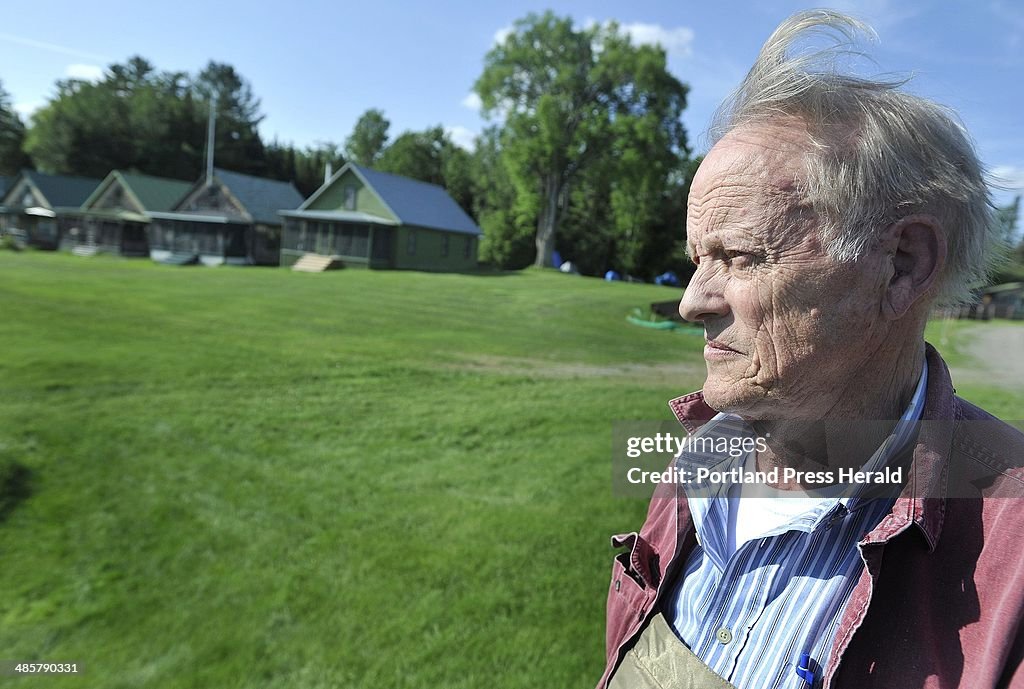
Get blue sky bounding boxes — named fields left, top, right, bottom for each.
left=2, top=0, right=1022, bottom=215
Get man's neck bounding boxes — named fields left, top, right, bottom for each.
left=750, top=338, right=926, bottom=489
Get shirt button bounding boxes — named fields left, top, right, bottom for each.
left=716, top=627, right=733, bottom=644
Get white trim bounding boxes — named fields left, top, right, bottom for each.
left=147, top=211, right=236, bottom=224
left=298, top=162, right=402, bottom=224
left=278, top=209, right=398, bottom=225
left=345, top=164, right=403, bottom=224
left=80, top=171, right=116, bottom=209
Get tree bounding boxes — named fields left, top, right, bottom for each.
left=377, top=127, right=446, bottom=184
left=344, top=109, right=390, bottom=166
left=0, top=80, right=31, bottom=175
left=24, top=56, right=266, bottom=180
left=265, top=139, right=345, bottom=197
left=474, top=12, right=690, bottom=268
left=471, top=127, right=533, bottom=268
left=26, top=75, right=134, bottom=177
left=995, top=195, right=1020, bottom=247
left=375, top=125, right=474, bottom=213
left=192, top=61, right=266, bottom=176
left=993, top=195, right=1024, bottom=284
left=442, top=143, right=474, bottom=216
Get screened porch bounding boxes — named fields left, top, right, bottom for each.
left=280, top=214, right=395, bottom=269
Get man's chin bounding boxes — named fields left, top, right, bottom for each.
left=700, top=379, right=763, bottom=416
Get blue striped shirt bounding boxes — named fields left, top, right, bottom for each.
left=665, top=362, right=928, bottom=688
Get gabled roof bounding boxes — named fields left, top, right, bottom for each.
left=301, top=163, right=481, bottom=236
left=0, top=176, right=8, bottom=199
left=213, top=168, right=303, bottom=225
left=84, top=170, right=193, bottom=213
left=14, top=169, right=101, bottom=209
left=120, top=172, right=193, bottom=211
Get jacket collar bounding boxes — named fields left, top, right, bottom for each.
left=666, top=342, right=956, bottom=552
left=901, top=343, right=957, bottom=551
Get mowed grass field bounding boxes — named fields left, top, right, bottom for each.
left=0, top=252, right=1020, bottom=689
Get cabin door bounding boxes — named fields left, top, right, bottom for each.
left=315, top=223, right=334, bottom=256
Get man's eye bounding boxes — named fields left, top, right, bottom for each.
left=723, top=250, right=755, bottom=267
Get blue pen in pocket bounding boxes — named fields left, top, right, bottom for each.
left=795, top=652, right=816, bottom=687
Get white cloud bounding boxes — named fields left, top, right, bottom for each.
left=492, top=18, right=694, bottom=56
left=66, top=63, right=104, bottom=81
left=619, top=22, right=695, bottom=56
left=991, top=165, right=1024, bottom=190
left=445, top=125, right=477, bottom=151
left=14, top=101, right=42, bottom=118
left=461, top=92, right=482, bottom=111
left=493, top=26, right=513, bottom=45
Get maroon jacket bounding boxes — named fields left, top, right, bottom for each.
left=598, top=345, right=1024, bottom=689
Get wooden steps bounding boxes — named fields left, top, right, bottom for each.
left=72, top=243, right=99, bottom=257
left=291, top=253, right=343, bottom=272
left=150, top=250, right=199, bottom=265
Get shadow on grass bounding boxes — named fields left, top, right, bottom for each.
left=0, top=459, right=33, bottom=523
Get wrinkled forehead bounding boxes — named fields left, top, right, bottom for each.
left=687, top=125, right=815, bottom=255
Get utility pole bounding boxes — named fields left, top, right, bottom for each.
left=205, top=92, right=218, bottom=187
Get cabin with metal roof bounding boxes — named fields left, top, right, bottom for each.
left=279, top=163, right=481, bottom=271
left=0, top=170, right=101, bottom=249
left=146, top=167, right=303, bottom=266
left=70, top=170, right=193, bottom=256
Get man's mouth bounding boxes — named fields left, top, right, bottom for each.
left=705, top=339, right=739, bottom=353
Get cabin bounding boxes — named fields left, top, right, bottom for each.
left=70, top=171, right=193, bottom=256
left=0, top=170, right=101, bottom=249
left=279, top=163, right=481, bottom=271
left=972, top=283, right=1024, bottom=320
left=146, top=168, right=303, bottom=266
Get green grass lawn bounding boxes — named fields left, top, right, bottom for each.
left=0, top=252, right=1019, bottom=688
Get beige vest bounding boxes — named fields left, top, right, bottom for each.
left=608, top=612, right=738, bottom=689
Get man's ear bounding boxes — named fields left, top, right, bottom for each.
left=881, top=214, right=946, bottom=320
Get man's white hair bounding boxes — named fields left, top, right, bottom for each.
left=710, top=9, right=1000, bottom=306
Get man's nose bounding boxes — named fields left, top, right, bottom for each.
left=678, top=267, right=729, bottom=323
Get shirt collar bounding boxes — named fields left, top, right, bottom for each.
left=674, top=359, right=929, bottom=560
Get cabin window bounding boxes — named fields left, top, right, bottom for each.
left=350, top=226, right=369, bottom=257
left=344, top=186, right=357, bottom=211
left=407, top=230, right=416, bottom=256
left=339, top=225, right=352, bottom=255
left=441, top=235, right=450, bottom=257
left=464, top=236, right=472, bottom=259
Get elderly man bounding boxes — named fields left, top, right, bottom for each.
left=598, top=10, right=1024, bottom=689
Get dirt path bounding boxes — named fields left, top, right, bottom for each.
left=451, top=325, right=1024, bottom=391
left=452, top=354, right=705, bottom=383
left=943, top=322, right=1024, bottom=390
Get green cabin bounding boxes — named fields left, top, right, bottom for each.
left=279, top=163, right=481, bottom=271
left=0, top=170, right=100, bottom=249
left=71, top=170, right=193, bottom=256
left=147, top=168, right=303, bottom=266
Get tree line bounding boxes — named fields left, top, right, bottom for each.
left=0, top=11, right=1017, bottom=280
left=0, top=12, right=702, bottom=278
